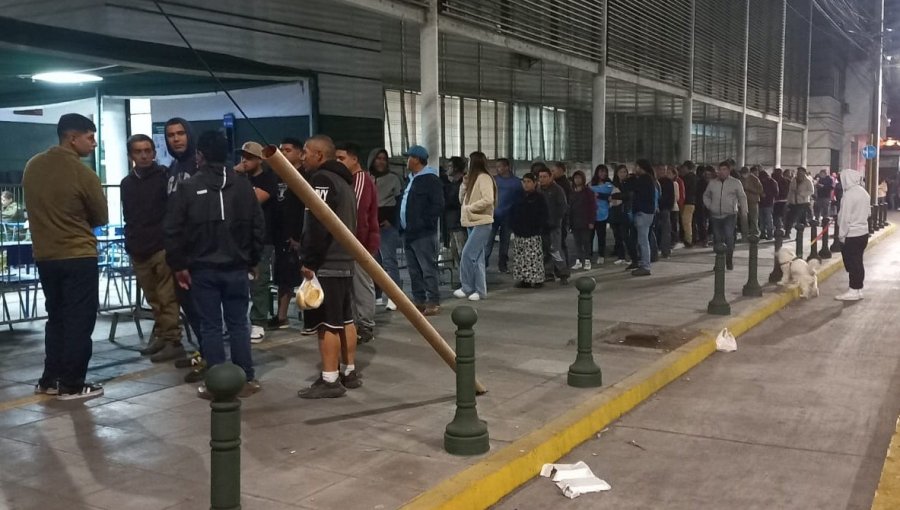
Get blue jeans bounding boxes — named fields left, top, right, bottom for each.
left=379, top=224, right=402, bottom=288
left=191, top=268, right=255, bottom=381
left=404, top=234, right=440, bottom=306
left=460, top=224, right=492, bottom=297
left=710, top=215, right=737, bottom=261
left=484, top=216, right=511, bottom=270
left=634, top=212, right=654, bottom=270
left=760, top=206, right=774, bottom=238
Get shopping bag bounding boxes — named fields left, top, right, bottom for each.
left=296, top=274, right=324, bottom=310
left=715, top=328, right=737, bottom=352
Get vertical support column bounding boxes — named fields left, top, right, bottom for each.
left=737, top=0, right=750, bottom=167
left=592, top=73, right=606, bottom=170
left=774, top=0, right=787, bottom=169
left=801, top=127, right=809, bottom=167
left=681, top=0, right=696, bottom=163
left=868, top=0, right=886, bottom=205
left=420, top=0, right=441, bottom=162
left=801, top=0, right=814, bottom=168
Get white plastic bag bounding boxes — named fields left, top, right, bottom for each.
left=715, top=328, right=737, bottom=352
left=296, top=274, right=324, bottom=310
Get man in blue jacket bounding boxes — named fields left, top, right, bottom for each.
left=400, top=145, right=445, bottom=316
left=485, top=158, right=521, bottom=273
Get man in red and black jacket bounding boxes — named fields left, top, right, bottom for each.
left=336, top=142, right=380, bottom=344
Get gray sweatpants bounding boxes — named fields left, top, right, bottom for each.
left=352, top=261, right=376, bottom=333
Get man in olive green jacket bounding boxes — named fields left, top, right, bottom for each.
left=23, top=113, right=108, bottom=401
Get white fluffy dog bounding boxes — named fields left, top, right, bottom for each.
left=776, top=248, right=820, bottom=298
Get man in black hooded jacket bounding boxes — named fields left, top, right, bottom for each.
left=165, top=130, right=265, bottom=400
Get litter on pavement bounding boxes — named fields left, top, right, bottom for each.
left=540, top=461, right=611, bottom=499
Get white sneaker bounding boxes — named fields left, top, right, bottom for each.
left=386, top=299, right=398, bottom=311
left=468, top=293, right=481, bottom=301
left=595, top=257, right=605, bottom=266
left=614, top=259, right=627, bottom=265
left=584, top=261, right=592, bottom=270
left=453, top=289, right=467, bottom=299
left=673, top=243, right=685, bottom=250
left=250, top=325, right=265, bottom=343
left=375, top=297, right=385, bottom=306
left=834, top=289, right=863, bottom=301
left=570, top=261, right=583, bottom=270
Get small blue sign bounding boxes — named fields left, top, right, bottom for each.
left=223, top=113, right=235, bottom=129
left=862, top=145, right=877, bottom=160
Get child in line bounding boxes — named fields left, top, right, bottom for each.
left=568, top=171, right=597, bottom=271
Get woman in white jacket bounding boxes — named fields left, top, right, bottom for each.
left=835, top=169, right=871, bottom=301
left=454, top=152, right=497, bottom=301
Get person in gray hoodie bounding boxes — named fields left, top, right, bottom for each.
left=703, top=161, right=749, bottom=270
left=835, top=169, right=871, bottom=301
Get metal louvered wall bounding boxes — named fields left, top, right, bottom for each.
left=692, top=0, right=746, bottom=105
left=606, top=0, right=693, bottom=88
left=438, top=0, right=604, bottom=62
left=783, top=0, right=811, bottom=123
left=746, top=0, right=785, bottom=115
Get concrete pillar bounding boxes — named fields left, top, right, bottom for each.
left=801, top=127, right=809, bottom=167
left=420, top=0, right=440, bottom=162
left=681, top=97, right=693, bottom=163
left=775, top=121, right=783, bottom=169
left=591, top=73, right=606, bottom=170
left=738, top=0, right=750, bottom=168
left=737, top=114, right=747, bottom=167
left=774, top=0, right=787, bottom=169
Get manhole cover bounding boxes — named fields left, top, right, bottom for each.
left=603, top=324, right=697, bottom=351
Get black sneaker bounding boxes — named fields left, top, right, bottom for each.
left=340, top=371, right=363, bottom=389
left=238, top=379, right=262, bottom=398
left=34, top=381, right=58, bottom=395
left=532, top=282, right=544, bottom=289
left=631, top=268, right=652, bottom=277
left=559, top=276, right=569, bottom=286
left=298, top=377, right=346, bottom=399
left=357, top=328, right=375, bottom=344
left=626, top=262, right=640, bottom=270
left=267, top=317, right=289, bottom=330
left=514, top=281, right=532, bottom=289
left=57, top=383, right=104, bottom=401
left=184, top=366, right=207, bottom=383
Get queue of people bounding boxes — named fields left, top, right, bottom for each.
left=19, top=112, right=880, bottom=402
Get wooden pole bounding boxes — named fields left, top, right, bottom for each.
left=262, top=146, right=486, bottom=394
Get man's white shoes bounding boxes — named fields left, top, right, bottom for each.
left=834, top=289, right=863, bottom=301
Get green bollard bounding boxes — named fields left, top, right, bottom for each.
left=567, top=277, right=603, bottom=388
left=818, top=217, right=832, bottom=259
left=708, top=243, right=731, bottom=315
left=830, top=215, right=843, bottom=253
left=768, top=227, right=785, bottom=284
left=444, top=306, right=489, bottom=456
left=742, top=235, right=762, bottom=297
left=794, top=223, right=804, bottom=259
left=207, top=363, right=246, bottom=510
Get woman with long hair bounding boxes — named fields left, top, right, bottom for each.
left=590, top=164, right=613, bottom=265
left=569, top=170, right=596, bottom=270
left=453, top=151, right=497, bottom=301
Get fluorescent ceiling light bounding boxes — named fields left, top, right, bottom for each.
left=32, top=72, right=103, bottom=84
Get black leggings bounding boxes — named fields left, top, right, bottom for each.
left=842, top=235, right=868, bottom=290
left=592, top=221, right=608, bottom=258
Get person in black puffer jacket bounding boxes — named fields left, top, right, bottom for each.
left=511, top=173, right=548, bottom=288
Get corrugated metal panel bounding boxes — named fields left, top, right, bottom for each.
left=692, top=0, right=746, bottom=105
left=606, top=0, right=692, bottom=88
left=439, top=0, right=604, bottom=62
left=746, top=0, right=784, bottom=115
left=783, top=0, right=810, bottom=122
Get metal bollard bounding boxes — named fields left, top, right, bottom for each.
left=444, top=306, right=489, bottom=456
left=768, top=228, right=785, bottom=284
left=830, top=214, right=843, bottom=253
left=742, top=235, right=762, bottom=297
left=207, top=363, right=246, bottom=510
left=818, top=217, right=833, bottom=259
left=567, top=277, right=603, bottom=388
left=708, top=243, right=731, bottom=316
left=807, top=220, right=820, bottom=262
left=869, top=207, right=876, bottom=234
left=795, top=222, right=805, bottom=259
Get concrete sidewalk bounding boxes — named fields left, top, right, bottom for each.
left=0, top=224, right=885, bottom=509
left=495, top=223, right=900, bottom=510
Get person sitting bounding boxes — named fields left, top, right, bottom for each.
left=0, top=191, right=21, bottom=222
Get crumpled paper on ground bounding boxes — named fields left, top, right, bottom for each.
left=540, top=461, right=611, bottom=499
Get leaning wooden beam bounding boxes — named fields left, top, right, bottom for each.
left=262, top=146, right=486, bottom=394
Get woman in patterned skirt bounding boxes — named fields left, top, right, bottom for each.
left=511, top=173, right=549, bottom=288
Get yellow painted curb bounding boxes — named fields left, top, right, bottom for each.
left=402, top=224, right=896, bottom=510
left=873, top=416, right=900, bottom=510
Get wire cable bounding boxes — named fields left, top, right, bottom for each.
left=152, top=0, right=268, bottom=144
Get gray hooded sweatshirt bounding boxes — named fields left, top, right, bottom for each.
left=837, top=169, right=871, bottom=241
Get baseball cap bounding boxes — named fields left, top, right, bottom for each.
left=403, top=145, right=429, bottom=161
left=241, top=141, right=264, bottom=158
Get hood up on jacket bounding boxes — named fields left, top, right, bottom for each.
left=841, top=168, right=864, bottom=191
left=367, top=148, right=389, bottom=176
left=164, top=117, right=196, bottom=162
left=318, top=159, right=354, bottom=185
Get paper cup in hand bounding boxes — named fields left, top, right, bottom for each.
left=296, top=274, right=325, bottom=310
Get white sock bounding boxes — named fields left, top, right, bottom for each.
left=343, top=364, right=355, bottom=376
left=322, top=371, right=339, bottom=383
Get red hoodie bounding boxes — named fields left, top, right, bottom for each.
left=353, top=171, right=380, bottom=254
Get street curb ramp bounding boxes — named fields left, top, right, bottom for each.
left=401, top=224, right=897, bottom=510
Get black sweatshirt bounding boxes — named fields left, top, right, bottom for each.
left=121, top=163, right=169, bottom=260
left=511, top=191, right=549, bottom=238
left=164, top=163, right=265, bottom=272
left=300, top=161, right=357, bottom=276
